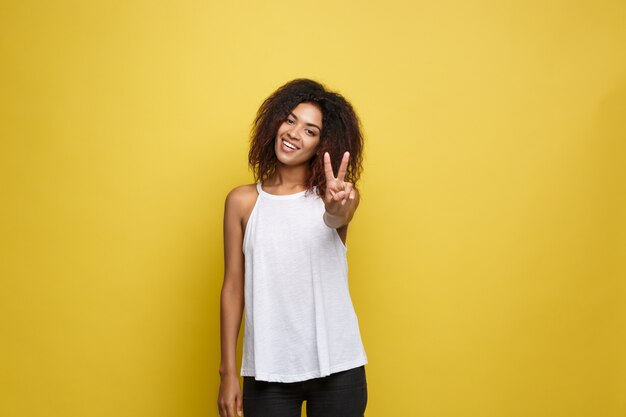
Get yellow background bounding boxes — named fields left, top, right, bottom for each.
left=1, top=1, right=625, bottom=416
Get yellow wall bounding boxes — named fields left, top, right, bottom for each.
left=1, top=1, right=624, bottom=416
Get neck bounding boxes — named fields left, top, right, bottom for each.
left=266, top=163, right=309, bottom=188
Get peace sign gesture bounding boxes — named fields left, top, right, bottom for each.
left=323, top=151, right=356, bottom=217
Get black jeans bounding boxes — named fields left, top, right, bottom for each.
left=243, top=365, right=368, bottom=417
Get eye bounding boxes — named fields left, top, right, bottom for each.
left=305, top=129, right=316, bottom=136
left=286, top=118, right=295, bottom=125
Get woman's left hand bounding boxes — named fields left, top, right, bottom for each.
left=323, top=151, right=356, bottom=218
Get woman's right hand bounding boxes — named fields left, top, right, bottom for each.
left=218, top=373, right=243, bottom=417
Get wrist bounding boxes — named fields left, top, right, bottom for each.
left=219, top=369, right=238, bottom=378
left=323, top=210, right=347, bottom=229
left=219, top=364, right=238, bottom=377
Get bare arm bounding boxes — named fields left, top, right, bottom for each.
left=219, top=188, right=246, bottom=377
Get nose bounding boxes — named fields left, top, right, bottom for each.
left=287, top=126, right=302, bottom=142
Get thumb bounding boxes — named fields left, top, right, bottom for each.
left=236, top=395, right=243, bottom=416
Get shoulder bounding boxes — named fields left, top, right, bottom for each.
left=225, top=183, right=258, bottom=215
left=225, top=183, right=257, bottom=205
left=226, top=183, right=257, bottom=200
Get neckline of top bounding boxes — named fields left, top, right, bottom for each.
left=257, top=182, right=315, bottom=200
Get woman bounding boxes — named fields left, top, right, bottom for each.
left=218, top=79, right=368, bottom=417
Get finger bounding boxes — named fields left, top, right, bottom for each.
left=341, top=183, right=353, bottom=205
left=324, top=152, right=336, bottom=181
left=344, top=182, right=354, bottom=202
left=334, top=190, right=346, bottom=201
left=335, top=151, right=349, bottom=182
left=349, top=189, right=356, bottom=200
left=236, top=394, right=243, bottom=417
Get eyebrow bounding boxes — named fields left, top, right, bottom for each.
left=289, top=112, right=322, bottom=131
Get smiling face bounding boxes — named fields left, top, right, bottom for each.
left=274, top=102, right=323, bottom=166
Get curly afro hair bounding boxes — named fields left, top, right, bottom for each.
left=248, top=78, right=364, bottom=199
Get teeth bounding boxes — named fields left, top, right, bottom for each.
left=282, top=140, right=297, bottom=150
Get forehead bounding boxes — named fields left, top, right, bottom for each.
left=291, top=102, right=323, bottom=126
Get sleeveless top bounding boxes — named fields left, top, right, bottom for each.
left=240, top=182, right=368, bottom=382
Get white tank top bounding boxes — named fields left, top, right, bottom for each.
left=240, top=182, right=368, bottom=382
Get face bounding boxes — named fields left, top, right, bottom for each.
left=274, top=102, right=322, bottom=166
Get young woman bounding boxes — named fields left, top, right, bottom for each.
left=218, top=79, right=368, bottom=417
